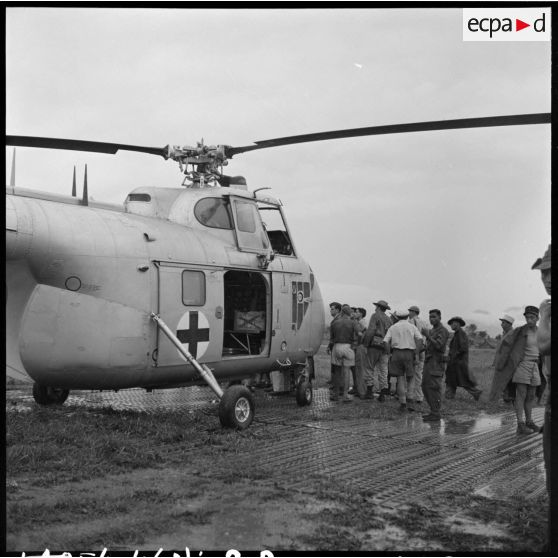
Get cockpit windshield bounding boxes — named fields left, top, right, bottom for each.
left=258, top=204, right=295, bottom=257
left=194, top=198, right=233, bottom=229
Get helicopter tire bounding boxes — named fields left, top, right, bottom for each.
left=32, top=383, right=70, bottom=405
left=296, top=379, right=313, bottom=406
left=218, top=385, right=255, bottom=429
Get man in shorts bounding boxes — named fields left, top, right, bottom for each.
left=511, top=306, right=542, bottom=435
left=329, top=305, right=359, bottom=402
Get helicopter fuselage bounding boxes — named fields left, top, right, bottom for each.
left=6, top=184, right=325, bottom=391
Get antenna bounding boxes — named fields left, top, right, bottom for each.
left=9, top=149, right=16, bottom=187
left=82, top=164, right=88, bottom=206
left=72, top=166, right=76, bottom=197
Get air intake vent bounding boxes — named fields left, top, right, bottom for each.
left=127, top=193, right=151, bottom=202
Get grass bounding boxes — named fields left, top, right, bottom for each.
left=6, top=347, right=548, bottom=552
left=6, top=405, right=266, bottom=485
left=298, top=485, right=548, bottom=552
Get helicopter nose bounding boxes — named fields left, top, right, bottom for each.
left=6, top=196, right=33, bottom=260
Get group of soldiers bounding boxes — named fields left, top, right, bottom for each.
left=327, top=301, right=478, bottom=421
left=327, top=243, right=551, bottom=429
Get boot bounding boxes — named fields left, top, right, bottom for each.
left=516, top=421, right=533, bottom=435
left=525, top=420, right=542, bottom=433
left=378, top=388, right=388, bottom=402
left=365, top=385, right=374, bottom=399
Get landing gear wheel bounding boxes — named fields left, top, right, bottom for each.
left=32, top=383, right=70, bottom=405
left=296, top=379, right=313, bottom=406
left=218, top=385, right=255, bottom=429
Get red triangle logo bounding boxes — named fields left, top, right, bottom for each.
left=516, top=19, right=530, bottom=31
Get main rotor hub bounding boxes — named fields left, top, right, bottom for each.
left=165, top=141, right=231, bottom=187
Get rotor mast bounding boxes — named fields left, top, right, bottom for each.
left=165, top=140, right=232, bottom=188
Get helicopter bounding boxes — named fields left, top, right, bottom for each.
left=5, top=112, right=550, bottom=429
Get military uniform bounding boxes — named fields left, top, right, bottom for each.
left=445, top=328, right=482, bottom=400
left=362, top=307, right=392, bottom=399
left=421, top=322, right=449, bottom=419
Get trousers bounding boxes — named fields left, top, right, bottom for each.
left=353, top=345, right=367, bottom=395
left=364, top=347, right=389, bottom=391
left=422, top=368, right=443, bottom=417
left=410, top=351, right=425, bottom=401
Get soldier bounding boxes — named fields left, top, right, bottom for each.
left=531, top=244, right=551, bottom=550
left=488, top=314, right=517, bottom=402
left=362, top=300, right=392, bottom=401
left=327, top=302, right=342, bottom=394
left=349, top=307, right=368, bottom=398
left=421, top=309, right=450, bottom=422
left=445, top=317, right=482, bottom=401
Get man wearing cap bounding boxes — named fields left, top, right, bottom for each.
left=509, top=306, right=543, bottom=435
left=532, top=244, right=551, bottom=548
left=407, top=305, right=430, bottom=410
left=421, top=309, right=450, bottom=421
left=445, top=317, right=482, bottom=401
left=383, top=310, right=423, bottom=411
left=362, top=300, right=392, bottom=401
left=488, top=314, right=517, bottom=402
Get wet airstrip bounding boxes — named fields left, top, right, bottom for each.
left=7, top=385, right=546, bottom=506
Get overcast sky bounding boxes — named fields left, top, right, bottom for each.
left=6, top=8, right=551, bottom=335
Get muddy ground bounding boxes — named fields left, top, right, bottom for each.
left=5, top=348, right=549, bottom=554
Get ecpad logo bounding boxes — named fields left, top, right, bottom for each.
left=463, top=8, right=550, bottom=41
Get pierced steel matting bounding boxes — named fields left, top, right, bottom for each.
left=6, top=385, right=546, bottom=504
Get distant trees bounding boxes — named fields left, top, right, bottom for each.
left=465, top=323, right=495, bottom=348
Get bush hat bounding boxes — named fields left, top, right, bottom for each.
left=523, top=305, right=539, bottom=317
left=408, top=305, right=420, bottom=314
left=373, top=300, right=391, bottom=310
left=500, top=314, right=515, bottom=325
left=531, top=244, right=551, bottom=271
left=448, top=316, right=466, bottom=327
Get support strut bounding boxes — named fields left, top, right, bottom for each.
left=150, top=312, right=224, bottom=399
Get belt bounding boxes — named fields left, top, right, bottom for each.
left=392, top=348, right=415, bottom=351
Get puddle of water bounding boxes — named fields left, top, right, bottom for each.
left=448, top=514, right=508, bottom=540
left=441, top=412, right=502, bottom=435
left=473, top=485, right=497, bottom=499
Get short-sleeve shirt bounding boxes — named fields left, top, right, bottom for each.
left=384, top=321, right=423, bottom=350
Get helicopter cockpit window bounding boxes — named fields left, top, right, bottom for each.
left=182, top=270, right=206, bottom=306
left=231, top=199, right=269, bottom=252
left=258, top=205, right=295, bottom=256
left=194, top=198, right=233, bottom=230
left=234, top=201, right=257, bottom=233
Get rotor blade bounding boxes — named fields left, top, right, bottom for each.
left=227, top=113, right=551, bottom=156
left=5, top=135, right=169, bottom=158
